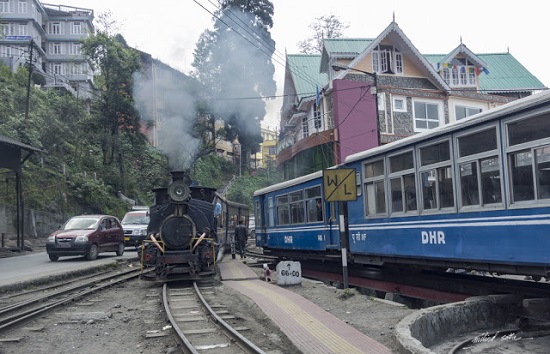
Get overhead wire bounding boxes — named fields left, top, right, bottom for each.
left=194, top=0, right=323, bottom=92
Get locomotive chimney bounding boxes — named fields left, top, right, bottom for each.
left=170, top=170, right=191, bottom=185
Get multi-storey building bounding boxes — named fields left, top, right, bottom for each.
left=278, top=19, right=547, bottom=180
left=0, top=1, right=94, bottom=98
left=250, top=127, right=277, bottom=169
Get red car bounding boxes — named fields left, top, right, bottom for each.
left=46, top=215, right=125, bottom=261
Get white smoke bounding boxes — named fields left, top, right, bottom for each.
left=133, top=60, right=201, bottom=171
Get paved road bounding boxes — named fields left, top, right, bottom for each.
left=0, top=250, right=137, bottom=290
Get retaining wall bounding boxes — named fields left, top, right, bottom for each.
left=395, top=295, right=519, bottom=353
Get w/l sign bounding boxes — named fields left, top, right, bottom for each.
left=323, top=168, right=357, bottom=202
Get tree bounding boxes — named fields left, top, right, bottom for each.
left=191, top=0, right=276, bottom=157
left=81, top=31, right=143, bottom=191
left=297, top=14, right=350, bottom=54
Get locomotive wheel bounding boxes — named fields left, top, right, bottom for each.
left=86, top=244, right=98, bottom=261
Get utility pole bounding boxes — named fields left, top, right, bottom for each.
left=24, top=40, right=34, bottom=121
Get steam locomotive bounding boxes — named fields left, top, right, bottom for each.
left=139, top=171, right=219, bottom=282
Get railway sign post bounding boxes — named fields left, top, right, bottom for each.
left=323, top=169, right=357, bottom=289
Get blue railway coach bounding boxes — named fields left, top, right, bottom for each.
left=255, top=90, right=550, bottom=279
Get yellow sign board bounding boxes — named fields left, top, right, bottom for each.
left=323, top=168, right=357, bottom=202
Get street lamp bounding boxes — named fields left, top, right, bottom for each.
left=331, top=65, right=380, bottom=146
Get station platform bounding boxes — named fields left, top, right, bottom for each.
left=217, top=257, right=392, bottom=354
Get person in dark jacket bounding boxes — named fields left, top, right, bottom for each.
left=234, top=219, right=248, bottom=259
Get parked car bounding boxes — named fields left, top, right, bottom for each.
left=46, top=215, right=125, bottom=261
left=121, top=208, right=150, bottom=248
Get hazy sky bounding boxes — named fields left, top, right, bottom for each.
left=67, top=0, right=550, bottom=128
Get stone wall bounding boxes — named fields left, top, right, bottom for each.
left=0, top=204, right=65, bottom=242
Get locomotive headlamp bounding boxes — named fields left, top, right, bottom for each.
left=168, top=180, right=190, bottom=202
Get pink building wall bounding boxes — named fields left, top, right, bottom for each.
left=332, top=79, right=379, bottom=163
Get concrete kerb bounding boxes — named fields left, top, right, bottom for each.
left=0, top=258, right=133, bottom=295
left=395, top=295, right=520, bottom=354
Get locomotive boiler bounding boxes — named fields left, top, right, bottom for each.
left=140, top=170, right=218, bottom=281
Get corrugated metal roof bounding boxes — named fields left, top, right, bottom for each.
left=289, top=39, right=546, bottom=103
left=0, top=135, right=42, bottom=152
left=424, top=52, right=545, bottom=92
left=286, top=54, right=328, bottom=102
left=476, top=53, right=545, bottom=92
left=323, top=38, right=374, bottom=55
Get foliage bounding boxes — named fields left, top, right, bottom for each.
left=81, top=30, right=142, bottom=190
left=297, top=14, right=350, bottom=54
left=191, top=0, right=276, bottom=155
left=226, top=169, right=279, bottom=208
left=191, top=155, right=236, bottom=189
left=0, top=34, right=169, bottom=220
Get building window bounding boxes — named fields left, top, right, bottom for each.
left=18, top=0, right=26, bottom=13
left=49, top=22, right=61, bottom=35
left=69, top=63, right=83, bottom=75
left=413, top=99, right=441, bottom=132
left=455, top=105, right=482, bottom=120
left=301, top=116, right=308, bottom=138
left=18, top=23, right=28, bottom=36
left=313, top=108, right=322, bottom=129
left=372, top=45, right=403, bottom=74
left=0, top=22, right=14, bottom=36
left=393, top=96, right=407, bottom=112
left=394, top=52, right=403, bottom=74
left=50, top=42, right=62, bottom=55
left=268, top=146, right=276, bottom=155
left=442, top=65, right=477, bottom=87
left=0, top=0, right=13, bottom=13
left=69, top=42, right=81, bottom=55
left=378, top=93, right=385, bottom=111
left=52, top=62, right=62, bottom=75
left=71, top=22, right=82, bottom=35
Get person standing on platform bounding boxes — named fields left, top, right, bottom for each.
left=214, top=200, right=222, bottom=229
left=234, top=218, right=247, bottom=259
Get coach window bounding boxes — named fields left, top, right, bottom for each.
left=289, top=190, right=305, bottom=224
left=419, top=140, right=454, bottom=211
left=267, top=197, right=274, bottom=227
left=305, top=186, right=323, bottom=222
left=388, top=150, right=417, bottom=214
left=507, top=112, right=550, bottom=203
left=276, top=195, right=290, bottom=225
left=457, top=127, right=502, bottom=208
left=364, top=159, right=386, bottom=216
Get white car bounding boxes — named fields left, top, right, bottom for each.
left=121, top=208, right=150, bottom=248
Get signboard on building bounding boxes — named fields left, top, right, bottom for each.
left=5, top=36, right=31, bottom=41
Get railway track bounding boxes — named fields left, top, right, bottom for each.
left=163, top=281, right=266, bottom=354
left=0, top=267, right=140, bottom=331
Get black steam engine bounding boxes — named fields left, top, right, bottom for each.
left=140, top=171, right=218, bottom=282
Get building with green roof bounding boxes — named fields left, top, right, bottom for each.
left=277, top=19, right=547, bottom=180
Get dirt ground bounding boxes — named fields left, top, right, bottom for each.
left=0, top=241, right=415, bottom=354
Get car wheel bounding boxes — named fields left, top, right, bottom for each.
left=49, top=254, right=59, bottom=261
left=86, top=244, right=98, bottom=260
left=116, top=243, right=125, bottom=256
